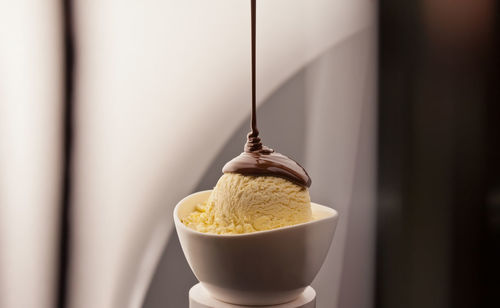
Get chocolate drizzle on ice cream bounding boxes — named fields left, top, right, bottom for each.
left=222, top=150, right=312, bottom=188
left=222, top=0, right=311, bottom=188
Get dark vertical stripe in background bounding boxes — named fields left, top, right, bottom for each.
left=377, top=1, right=500, bottom=308
left=59, top=0, right=74, bottom=307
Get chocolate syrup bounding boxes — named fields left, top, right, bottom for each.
left=222, top=0, right=311, bottom=188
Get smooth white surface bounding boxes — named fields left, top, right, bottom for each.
left=70, top=1, right=376, bottom=307
left=189, top=283, right=316, bottom=308
left=0, top=1, right=63, bottom=307
left=174, top=190, right=337, bottom=306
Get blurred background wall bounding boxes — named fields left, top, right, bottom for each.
left=0, top=1, right=63, bottom=307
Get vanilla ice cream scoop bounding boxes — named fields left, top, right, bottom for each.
left=183, top=116, right=312, bottom=234
left=182, top=173, right=312, bottom=234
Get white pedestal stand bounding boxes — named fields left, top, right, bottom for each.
left=189, top=283, right=316, bottom=308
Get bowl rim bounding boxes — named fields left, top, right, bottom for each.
left=173, top=190, right=339, bottom=238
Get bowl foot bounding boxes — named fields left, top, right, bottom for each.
left=189, top=283, right=316, bottom=308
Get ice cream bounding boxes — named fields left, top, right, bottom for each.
left=182, top=129, right=313, bottom=234
left=182, top=173, right=312, bottom=234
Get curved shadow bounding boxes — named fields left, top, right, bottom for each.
left=143, top=27, right=375, bottom=308
left=143, top=52, right=308, bottom=308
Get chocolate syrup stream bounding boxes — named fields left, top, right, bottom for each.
left=250, top=0, right=257, bottom=138
left=246, top=0, right=266, bottom=153
left=222, top=0, right=311, bottom=188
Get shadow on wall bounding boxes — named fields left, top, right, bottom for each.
left=142, top=52, right=308, bottom=308
left=143, top=28, right=376, bottom=308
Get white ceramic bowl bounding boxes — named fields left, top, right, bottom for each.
left=174, top=190, right=338, bottom=306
